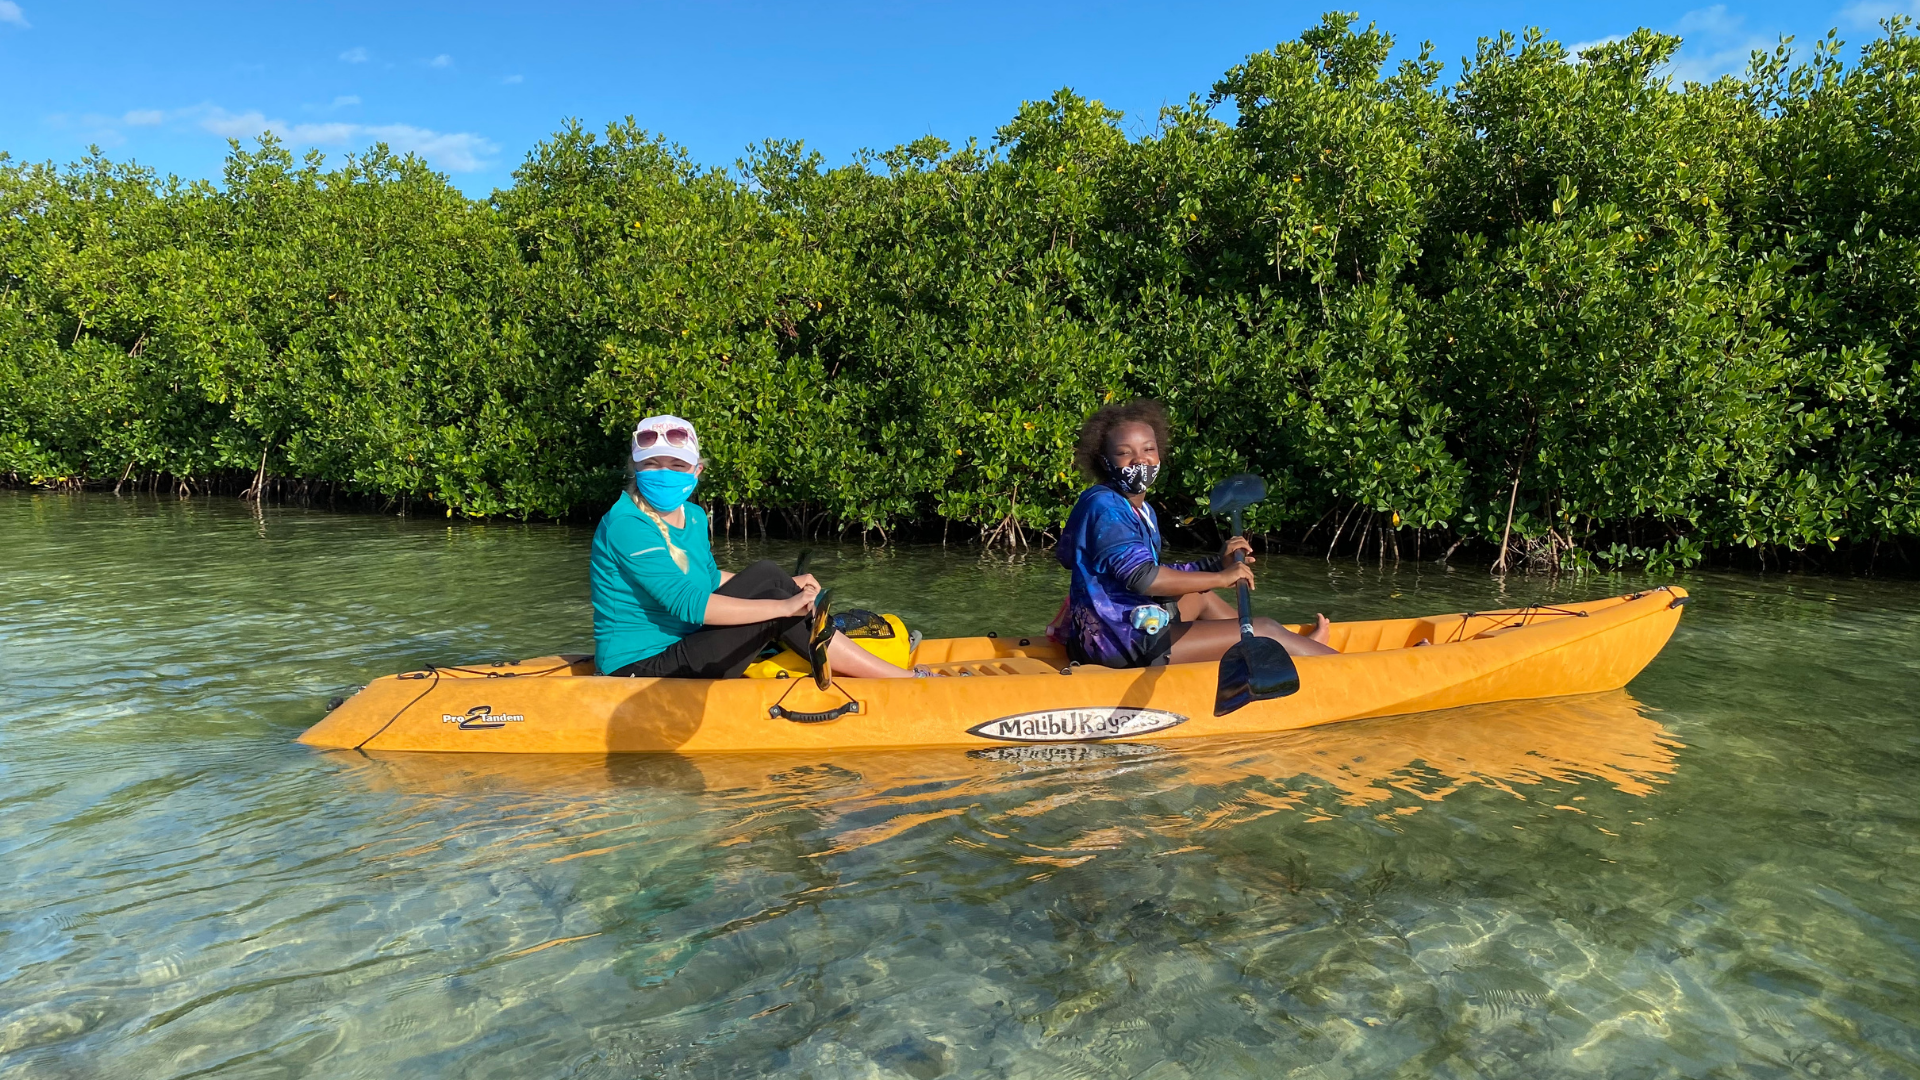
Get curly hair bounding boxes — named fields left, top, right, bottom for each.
left=1073, top=399, right=1170, bottom=483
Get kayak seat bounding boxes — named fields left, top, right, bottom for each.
left=921, top=657, right=1062, bottom=677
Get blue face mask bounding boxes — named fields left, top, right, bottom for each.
left=634, top=468, right=699, bottom=513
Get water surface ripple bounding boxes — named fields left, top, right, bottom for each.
left=2, top=493, right=1916, bottom=1078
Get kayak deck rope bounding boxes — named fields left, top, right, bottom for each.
left=1443, top=604, right=1591, bottom=643
left=426, top=662, right=575, bottom=678
left=348, top=660, right=575, bottom=750
left=355, top=665, right=441, bottom=750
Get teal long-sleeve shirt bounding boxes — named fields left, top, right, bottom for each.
left=590, top=494, right=721, bottom=673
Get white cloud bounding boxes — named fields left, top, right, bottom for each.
left=1564, top=34, right=1627, bottom=63
left=200, top=108, right=334, bottom=141
left=0, top=1, right=28, bottom=28
left=59, top=97, right=497, bottom=175
left=427, top=53, right=452, bottom=68
left=194, top=106, right=497, bottom=172
left=1841, top=0, right=1920, bottom=28
left=1665, top=4, right=1777, bottom=83
left=1558, top=7, right=1788, bottom=84
left=503, top=74, right=524, bottom=85
left=339, top=46, right=368, bottom=63
left=1675, top=4, right=1743, bottom=36
left=360, top=124, right=493, bottom=170
left=331, top=95, right=360, bottom=108
left=45, top=110, right=128, bottom=145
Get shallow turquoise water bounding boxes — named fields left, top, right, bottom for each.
left=2, top=491, right=1917, bottom=1078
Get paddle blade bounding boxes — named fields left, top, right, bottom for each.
left=1214, top=636, right=1300, bottom=716
left=1207, top=473, right=1269, bottom=520
left=808, top=588, right=834, bottom=691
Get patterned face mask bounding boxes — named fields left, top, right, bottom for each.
left=1102, top=457, right=1160, bottom=495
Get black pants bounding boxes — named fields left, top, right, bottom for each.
left=609, top=560, right=812, bottom=680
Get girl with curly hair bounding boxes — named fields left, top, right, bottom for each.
left=1051, top=400, right=1336, bottom=669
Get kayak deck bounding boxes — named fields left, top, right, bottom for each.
left=297, top=587, right=1688, bottom=754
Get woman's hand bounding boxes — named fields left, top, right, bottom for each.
left=782, top=581, right=821, bottom=618
left=704, top=585, right=819, bottom=627
left=1221, top=536, right=1254, bottom=566
left=792, top=573, right=821, bottom=592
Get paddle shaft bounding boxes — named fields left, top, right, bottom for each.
left=1229, top=509, right=1255, bottom=640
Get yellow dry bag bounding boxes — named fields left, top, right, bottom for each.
left=743, top=609, right=914, bottom=678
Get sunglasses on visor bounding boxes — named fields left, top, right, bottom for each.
left=634, top=427, right=695, bottom=449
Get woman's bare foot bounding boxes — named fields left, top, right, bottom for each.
left=1309, top=613, right=1333, bottom=645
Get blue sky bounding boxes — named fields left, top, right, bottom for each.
left=1, top=1, right=1913, bottom=196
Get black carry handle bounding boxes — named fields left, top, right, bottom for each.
left=769, top=701, right=861, bottom=724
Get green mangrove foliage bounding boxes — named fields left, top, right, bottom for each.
left=4, top=14, right=1919, bottom=567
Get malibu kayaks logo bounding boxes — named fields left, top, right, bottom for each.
left=442, top=705, right=527, bottom=730
left=966, top=707, right=1187, bottom=743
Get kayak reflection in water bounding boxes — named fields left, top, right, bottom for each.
left=1049, top=399, right=1338, bottom=668
left=589, top=414, right=923, bottom=680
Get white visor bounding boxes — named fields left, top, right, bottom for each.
left=631, top=414, right=700, bottom=466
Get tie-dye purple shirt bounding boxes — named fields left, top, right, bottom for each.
left=1056, top=485, right=1212, bottom=667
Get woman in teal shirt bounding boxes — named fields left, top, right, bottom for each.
left=591, top=414, right=920, bottom=680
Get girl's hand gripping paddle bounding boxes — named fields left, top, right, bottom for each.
left=1208, top=473, right=1301, bottom=715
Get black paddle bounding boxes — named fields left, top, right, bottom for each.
left=792, top=550, right=835, bottom=687
left=1209, top=473, right=1301, bottom=716
left=807, top=587, right=835, bottom=690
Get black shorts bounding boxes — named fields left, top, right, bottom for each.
left=1136, top=619, right=1178, bottom=667
left=607, top=560, right=813, bottom=680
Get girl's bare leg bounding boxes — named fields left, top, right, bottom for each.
left=1176, top=594, right=1333, bottom=647
left=1166, top=617, right=1339, bottom=664
left=1177, top=591, right=1236, bottom=621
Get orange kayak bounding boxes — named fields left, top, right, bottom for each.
left=297, top=587, right=1688, bottom=754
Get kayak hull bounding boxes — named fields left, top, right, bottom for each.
left=297, top=587, right=1688, bottom=754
